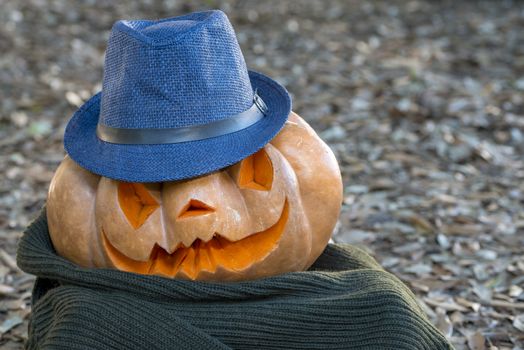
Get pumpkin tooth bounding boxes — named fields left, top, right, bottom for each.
left=147, top=246, right=158, bottom=274
left=207, top=238, right=224, bottom=268
left=180, top=247, right=197, bottom=279
left=147, top=245, right=162, bottom=274
left=172, top=247, right=189, bottom=275
left=150, top=246, right=174, bottom=276
left=193, top=240, right=201, bottom=273
left=165, top=242, right=182, bottom=255
left=198, top=243, right=215, bottom=272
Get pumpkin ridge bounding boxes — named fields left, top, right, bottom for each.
left=90, top=174, right=103, bottom=266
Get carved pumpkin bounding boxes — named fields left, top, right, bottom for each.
left=47, top=112, right=343, bottom=281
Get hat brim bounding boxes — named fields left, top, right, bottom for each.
left=64, top=70, right=291, bottom=182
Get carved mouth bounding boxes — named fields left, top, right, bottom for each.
left=102, top=200, right=289, bottom=279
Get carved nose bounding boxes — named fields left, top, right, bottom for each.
left=177, top=199, right=216, bottom=220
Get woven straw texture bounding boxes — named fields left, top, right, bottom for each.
left=101, top=11, right=253, bottom=129
left=64, top=10, right=291, bottom=182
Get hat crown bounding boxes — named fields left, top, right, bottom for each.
left=99, top=10, right=254, bottom=129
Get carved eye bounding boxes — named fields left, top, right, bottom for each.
left=118, top=183, right=160, bottom=229
left=238, top=148, right=273, bottom=191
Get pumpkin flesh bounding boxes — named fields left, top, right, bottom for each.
left=102, top=200, right=289, bottom=279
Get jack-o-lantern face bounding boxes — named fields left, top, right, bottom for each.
left=47, top=113, right=343, bottom=281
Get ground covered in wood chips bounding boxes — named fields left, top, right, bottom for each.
left=1, top=1, right=524, bottom=349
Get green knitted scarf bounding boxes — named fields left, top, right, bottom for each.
left=17, top=207, right=453, bottom=350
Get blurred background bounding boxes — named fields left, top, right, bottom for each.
left=1, top=1, right=524, bottom=349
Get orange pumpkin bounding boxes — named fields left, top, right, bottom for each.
left=47, top=112, right=343, bottom=281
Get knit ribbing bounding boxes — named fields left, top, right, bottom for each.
left=17, top=207, right=454, bottom=350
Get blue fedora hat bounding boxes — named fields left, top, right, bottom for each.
left=64, top=10, right=291, bottom=182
